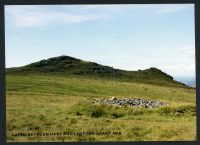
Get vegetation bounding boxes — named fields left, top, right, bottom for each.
left=6, top=56, right=196, bottom=142
left=6, top=55, right=187, bottom=88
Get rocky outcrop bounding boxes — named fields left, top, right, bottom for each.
left=93, top=97, right=169, bottom=108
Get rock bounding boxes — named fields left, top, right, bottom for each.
left=93, top=97, right=169, bottom=108
left=109, top=96, right=117, bottom=101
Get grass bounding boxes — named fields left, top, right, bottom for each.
left=6, top=74, right=196, bottom=142
left=6, top=55, right=187, bottom=88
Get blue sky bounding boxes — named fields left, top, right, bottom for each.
left=5, top=4, right=195, bottom=78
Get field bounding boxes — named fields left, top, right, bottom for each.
left=6, top=74, right=196, bottom=142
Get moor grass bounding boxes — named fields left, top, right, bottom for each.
left=6, top=74, right=196, bottom=142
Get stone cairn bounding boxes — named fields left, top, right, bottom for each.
left=93, top=97, right=169, bottom=108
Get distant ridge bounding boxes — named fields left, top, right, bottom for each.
left=6, top=55, right=188, bottom=88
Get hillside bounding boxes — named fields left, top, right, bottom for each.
left=6, top=55, right=187, bottom=87
left=6, top=71, right=196, bottom=141
left=6, top=55, right=196, bottom=141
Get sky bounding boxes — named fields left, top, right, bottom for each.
left=5, top=4, right=195, bottom=78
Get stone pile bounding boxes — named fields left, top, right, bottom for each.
left=93, top=97, right=169, bottom=108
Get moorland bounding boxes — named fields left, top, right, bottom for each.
left=6, top=55, right=196, bottom=141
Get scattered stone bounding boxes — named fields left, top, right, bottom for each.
left=109, top=96, right=117, bottom=101
left=93, top=97, right=169, bottom=108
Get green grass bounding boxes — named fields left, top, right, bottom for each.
left=6, top=74, right=196, bottom=142
left=6, top=55, right=188, bottom=88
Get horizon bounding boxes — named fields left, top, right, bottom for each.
left=5, top=54, right=173, bottom=71
left=5, top=4, right=195, bottom=78
left=6, top=54, right=196, bottom=87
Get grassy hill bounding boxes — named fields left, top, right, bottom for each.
left=6, top=55, right=187, bottom=88
left=6, top=55, right=196, bottom=142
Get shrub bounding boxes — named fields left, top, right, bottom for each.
left=127, top=109, right=144, bottom=116
left=69, top=102, right=106, bottom=118
left=111, top=112, right=124, bottom=118
left=70, top=118, right=78, bottom=124
left=90, top=105, right=106, bottom=118
left=158, top=105, right=196, bottom=117
left=69, top=101, right=157, bottom=119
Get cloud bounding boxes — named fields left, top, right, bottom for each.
left=81, top=4, right=192, bottom=13
left=5, top=4, right=192, bottom=27
left=164, top=64, right=195, bottom=77
left=173, top=45, right=195, bottom=58
left=165, top=64, right=195, bottom=71
left=5, top=6, right=100, bottom=27
left=145, top=4, right=192, bottom=13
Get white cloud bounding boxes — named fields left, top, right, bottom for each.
left=5, top=4, right=192, bottom=27
left=5, top=6, right=99, bottom=27
left=173, top=44, right=195, bottom=58
left=184, top=64, right=195, bottom=71
left=81, top=4, right=192, bottom=13
left=147, top=4, right=192, bottom=13
left=174, top=44, right=194, bottom=52
left=88, top=47, right=195, bottom=77
left=162, top=64, right=195, bottom=77
left=165, top=64, right=195, bottom=71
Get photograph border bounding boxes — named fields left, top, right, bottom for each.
left=0, top=0, right=199, bottom=144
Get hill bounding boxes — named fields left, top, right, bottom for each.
left=6, top=55, right=196, bottom=141
left=6, top=55, right=187, bottom=88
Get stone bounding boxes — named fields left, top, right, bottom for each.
left=110, top=96, right=117, bottom=101
left=93, top=97, right=169, bottom=108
